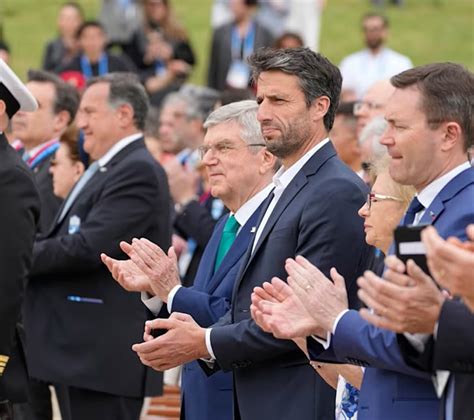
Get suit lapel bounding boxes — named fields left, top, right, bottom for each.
left=192, top=217, right=225, bottom=292
left=239, top=142, right=337, bottom=276
left=420, top=167, right=473, bottom=225
left=207, top=207, right=261, bottom=294
left=50, top=138, right=147, bottom=233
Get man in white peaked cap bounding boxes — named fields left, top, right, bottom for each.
left=0, top=59, right=40, bottom=419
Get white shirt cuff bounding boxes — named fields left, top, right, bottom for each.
left=332, top=309, right=350, bottom=334
left=310, top=330, right=332, bottom=350
left=205, top=328, right=216, bottom=360
left=309, top=309, right=349, bottom=350
left=141, top=292, right=163, bottom=316
left=167, top=285, right=182, bottom=313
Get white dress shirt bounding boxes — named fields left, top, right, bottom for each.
left=97, top=132, right=143, bottom=167
left=339, top=47, right=413, bottom=99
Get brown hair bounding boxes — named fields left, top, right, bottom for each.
left=59, top=124, right=81, bottom=163
left=391, top=63, right=474, bottom=151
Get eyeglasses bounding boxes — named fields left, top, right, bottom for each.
left=366, top=192, right=403, bottom=210
left=353, top=101, right=384, bottom=114
left=198, top=142, right=266, bottom=159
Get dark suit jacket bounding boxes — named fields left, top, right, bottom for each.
left=205, top=142, right=371, bottom=420
left=308, top=166, right=474, bottom=420
left=0, top=133, right=40, bottom=402
left=31, top=154, right=62, bottom=235
left=24, top=138, right=171, bottom=398
left=174, top=197, right=226, bottom=287
left=399, top=300, right=474, bottom=420
left=170, top=208, right=261, bottom=420
left=207, top=21, right=274, bottom=91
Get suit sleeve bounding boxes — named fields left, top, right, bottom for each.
left=31, top=159, right=168, bottom=276
left=306, top=310, right=431, bottom=379
left=209, top=178, right=370, bottom=371
left=0, top=164, right=39, bottom=374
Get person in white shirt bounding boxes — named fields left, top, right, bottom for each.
left=339, top=13, right=412, bottom=100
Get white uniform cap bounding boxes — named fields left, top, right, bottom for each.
left=0, top=59, right=38, bottom=118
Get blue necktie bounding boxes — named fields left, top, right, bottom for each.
left=214, top=215, right=240, bottom=270
left=403, top=197, right=425, bottom=225
left=57, top=161, right=100, bottom=224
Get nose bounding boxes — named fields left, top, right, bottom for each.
left=201, top=148, right=217, bottom=167
left=358, top=202, right=369, bottom=218
left=379, top=125, right=393, bottom=147
left=75, top=111, right=86, bottom=130
left=256, top=100, right=271, bottom=123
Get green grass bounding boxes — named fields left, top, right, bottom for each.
left=1, top=0, right=473, bottom=84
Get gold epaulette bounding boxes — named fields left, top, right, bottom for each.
left=0, top=355, right=10, bottom=375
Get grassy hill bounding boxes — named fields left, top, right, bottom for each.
left=1, top=0, right=473, bottom=84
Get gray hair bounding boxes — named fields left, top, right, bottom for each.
left=204, top=100, right=264, bottom=148
left=162, top=91, right=205, bottom=122
left=359, top=116, right=388, bottom=160
left=87, top=73, right=149, bottom=130
left=179, top=84, right=220, bottom=120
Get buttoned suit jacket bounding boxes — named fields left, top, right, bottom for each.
left=203, top=142, right=371, bottom=420
left=24, top=138, right=171, bottom=398
left=308, top=166, right=474, bottom=420
left=168, top=208, right=262, bottom=420
left=0, top=134, right=40, bottom=402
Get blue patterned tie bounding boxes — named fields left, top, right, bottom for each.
left=403, top=197, right=425, bottom=226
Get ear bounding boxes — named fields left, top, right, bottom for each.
left=73, top=161, right=86, bottom=182
left=259, top=148, right=278, bottom=175
left=309, top=96, right=331, bottom=125
left=117, top=103, right=134, bottom=128
left=0, top=100, right=8, bottom=131
left=440, top=122, right=463, bottom=152
left=0, top=99, right=6, bottom=115
left=53, top=110, right=71, bottom=133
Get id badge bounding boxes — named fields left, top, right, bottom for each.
left=226, top=60, right=251, bottom=89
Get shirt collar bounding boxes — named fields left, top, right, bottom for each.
left=233, top=183, right=274, bottom=228
left=416, top=161, right=471, bottom=210
left=25, top=138, right=58, bottom=155
left=272, top=138, right=330, bottom=190
left=98, top=132, right=142, bottom=167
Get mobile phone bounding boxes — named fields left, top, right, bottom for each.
left=393, top=224, right=431, bottom=276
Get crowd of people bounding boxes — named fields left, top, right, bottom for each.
left=0, top=2, right=473, bottom=420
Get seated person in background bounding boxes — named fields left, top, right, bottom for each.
left=42, top=2, right=84, bottom=72
left=124, top=0, right=195, bottom=107
left=331, top=102, right=362, bottom=176
left=58, top=21, right=136, bottom=86
left=274, top=32, right=304, bottom=49
left=49, top=124, right=89, bottom=199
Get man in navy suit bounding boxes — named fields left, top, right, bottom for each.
left=24, top=73, right=171, bottom=420
left=127, top=47, right=371, bottom=420
left=252, top=63, right=474, bottom=420
left=102, top=100, right=278, bottom=420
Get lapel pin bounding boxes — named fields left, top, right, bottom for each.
left=430, top=211, right=436, bottom=221
left=99, top=166, right=107, bottom=173
left=250, top=227, right=256, bottom=233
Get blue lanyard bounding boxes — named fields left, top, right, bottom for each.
left=80, top=53, right=108, bottom=79
left=155, top=59, right=166, bottom=75
left=231, top=21, right=256, bottom=61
